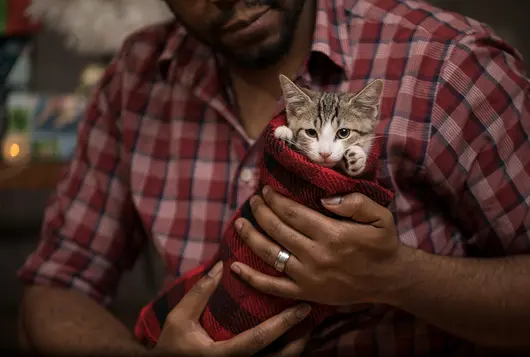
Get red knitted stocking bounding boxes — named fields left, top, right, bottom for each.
left=134, top=112, right=394, bottom=355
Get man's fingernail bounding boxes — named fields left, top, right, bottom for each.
left=234, top=219, right=243, bottom=232
left=321, top=196, right=344, bottom=205
left=262, top=185, right=270, bottom=197
left=208, top=261, right=223, bottom=277
left=295, top=304, right=312, bottom=319
left=230, top=263, right=241, bottom=275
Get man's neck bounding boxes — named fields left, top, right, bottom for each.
left=230, top=0, right=316, bottom=95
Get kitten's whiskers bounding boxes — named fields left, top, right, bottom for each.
left=282, top=139, right=315, bottom=156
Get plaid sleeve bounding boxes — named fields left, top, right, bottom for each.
left=426, top=32, right=530, bottom=255
left=17, top=50, right=145, bottom=305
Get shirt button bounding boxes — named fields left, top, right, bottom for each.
left=240, top=168, right=254, bottom=183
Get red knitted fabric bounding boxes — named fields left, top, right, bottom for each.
left=134, top=112, right=394, bottom=354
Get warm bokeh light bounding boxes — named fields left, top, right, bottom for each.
left=9, top=143, right=21, bottom=158
left=2, top=133, right=30, bottom=165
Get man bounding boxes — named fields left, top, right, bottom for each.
left=18, top=0, right=530, bottom=355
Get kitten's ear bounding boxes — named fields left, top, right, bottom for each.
left=351, top=79, right=384, bottom=107
left=279, top=74, right=314, bottom=116
left=348, top=79, right=384, bottom=121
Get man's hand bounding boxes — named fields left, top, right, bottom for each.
left=155, top=261, right=312, bottom=357
left=229, top=186, right=405, bottom=306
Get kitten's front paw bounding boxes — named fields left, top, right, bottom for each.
left=342, top=146, right=367, bottom=177
left=274, top=125, right=293, bottom=141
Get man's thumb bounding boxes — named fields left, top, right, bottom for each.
left=172, top=261, right=223, bottom=321
left=321, top=192, right=385, bottom=225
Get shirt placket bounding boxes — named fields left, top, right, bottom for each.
left=236, top=147, right=260, bottom=205
left=224, top=142, right=260, bottom=221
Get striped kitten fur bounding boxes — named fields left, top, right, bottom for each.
left=275, top=74, right=384, bottom=177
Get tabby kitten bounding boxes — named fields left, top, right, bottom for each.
left=275, top=75, right=384, bottom=177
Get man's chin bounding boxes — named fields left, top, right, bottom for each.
left=217, top=21, right=294, bottom=69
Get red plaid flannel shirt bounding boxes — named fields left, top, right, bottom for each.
left=19, top=0, right=530, bottom=354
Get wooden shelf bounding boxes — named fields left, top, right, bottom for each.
left=0, top=161, right=66, bottom=190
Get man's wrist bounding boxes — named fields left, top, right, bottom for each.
left=376, top=244, right=429, bottom=307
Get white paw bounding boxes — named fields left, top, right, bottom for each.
left=343, top=146, right=367, bottom=177
left=274, top=126, right=293, bottom=141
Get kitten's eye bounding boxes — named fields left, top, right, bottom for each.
left=336, top=128, right=351, bottom=139
left=305, top=129, right=318, bottom=138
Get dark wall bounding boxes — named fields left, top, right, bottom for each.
left=30, top=30, right=103, bottom=93
left=431, top=0, right=530, bottom=62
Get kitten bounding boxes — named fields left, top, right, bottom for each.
left=275, top=75, right=384, bottom=177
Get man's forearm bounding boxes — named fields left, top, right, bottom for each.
left=20, top=285, right=149, bottom=356
left=386, top=247, right=530, bottom=349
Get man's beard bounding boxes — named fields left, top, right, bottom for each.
left=225, top=8, right=302, bottom=69
left=224, top=0, right=306, bottom=69
left=221, top=23, right=299, bottom=69
left=171, top=0, right=307, bottom=70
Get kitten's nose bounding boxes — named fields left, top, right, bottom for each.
left=319, top=152, right=331, bottom=159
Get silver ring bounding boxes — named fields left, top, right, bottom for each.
left=274, top=249, right=291, bottom=273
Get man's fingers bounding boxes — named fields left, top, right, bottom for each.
left=170, top=261, right=223, bottom=321
left=246, top=196, right=316, bottom=260
left=230, top=262, right=304, bottom=299
left=321, top=192, right=391, bottom=227
left=219, top=304, right=312, bottom=356
left=259, top=189, right=333, bottom=243
left=235, top=218, right=305, bottom=281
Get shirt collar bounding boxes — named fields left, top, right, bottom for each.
left=310, top=0, right=353, bottom=77
left=157, top=0, right=354, bottom=85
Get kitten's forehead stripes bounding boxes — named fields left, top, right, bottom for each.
left=316, top=93, right=341, bottom=130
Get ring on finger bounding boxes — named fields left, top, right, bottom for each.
left=274, top=249, right=291, bottom=273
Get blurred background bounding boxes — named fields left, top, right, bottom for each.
left=0, top=0, right=528, bottom=353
